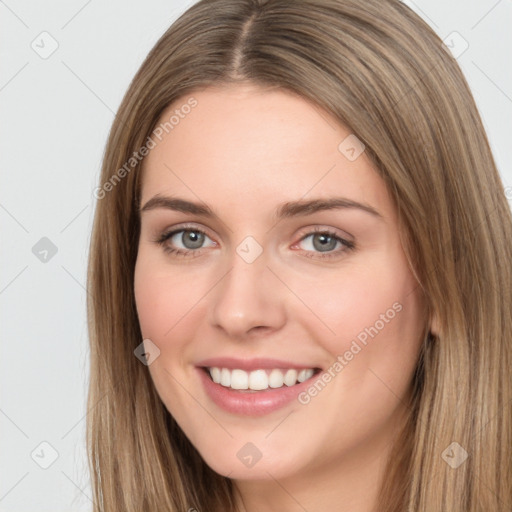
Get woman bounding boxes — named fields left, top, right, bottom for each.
left=86, top=0, right=512, bottom=510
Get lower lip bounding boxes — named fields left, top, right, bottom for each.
left=197, top=368, right=317, bottom=416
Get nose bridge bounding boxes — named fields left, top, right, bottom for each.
left=209, top=240, right=286, bottom=337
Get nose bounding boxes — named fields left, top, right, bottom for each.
left=208, top=246, right=287, bottom=340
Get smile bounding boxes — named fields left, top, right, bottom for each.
left=196, top=359, right=323, bottom=416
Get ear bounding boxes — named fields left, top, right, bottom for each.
left=429, top=309, right=440, bottom=338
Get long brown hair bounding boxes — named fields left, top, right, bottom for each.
left=86, top=0, right=512, bottom=510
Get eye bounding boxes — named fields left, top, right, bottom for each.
left=293, top=227, right=355, bottom=260
left=154, top=225, right=216, bottom=257
left=153, top=224, right=355, bottom=260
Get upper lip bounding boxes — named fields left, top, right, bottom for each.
left=196, top=357, right=321, bottom=372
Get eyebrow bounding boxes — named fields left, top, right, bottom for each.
left=140, top=194, right=383, bottom=220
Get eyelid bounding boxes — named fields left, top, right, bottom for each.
left=294, top=224, right=354, bottom=243
left=154, top=222, right=217, bottom=243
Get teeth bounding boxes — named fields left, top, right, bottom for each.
left=210, top=367, right=221, bottom=384
left=207, top=367, right=316, bottom=390
left=298, top=369, right=314, bottom=382
left=231, top=369, right=249, bottom=390
left=220, top=368, right=231, bottom=387
left=248, top=369, right=268, bottom=390
left=268, top=369, right=284, bottom=388
left=284, top=369, right=298, bottom=386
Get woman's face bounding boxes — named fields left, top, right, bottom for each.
left=134, top=84, right=427, bottom=482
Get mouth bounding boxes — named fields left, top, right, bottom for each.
left=195, top=357, right=324, bottom=415
left=202, top=366, right=322, bottom=392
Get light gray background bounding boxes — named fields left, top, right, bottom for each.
left=1, top=1, right=510, bottom=510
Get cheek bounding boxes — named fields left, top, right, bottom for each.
left=294, top=260, right=419, bottom=338
left=134, top=272, right=172, bottom=339
left=294, top=255, right=425, bottom=385
left=328, top=279, right=423, bottom=415
left=134, top=255, right=204, bottom=340
left=133, top=256, right=202, bottom=416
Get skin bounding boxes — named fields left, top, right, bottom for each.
left=134, top=83, right=437, bottom=512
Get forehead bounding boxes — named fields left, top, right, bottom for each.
left=140, top=84, right=394, bottom=222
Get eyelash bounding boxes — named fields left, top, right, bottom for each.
left=153, top=224, right=356, bottom=260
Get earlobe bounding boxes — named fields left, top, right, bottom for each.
left=429, top=310, right=440, bottom=338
